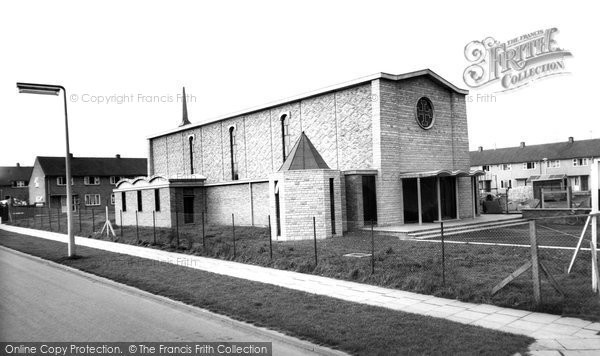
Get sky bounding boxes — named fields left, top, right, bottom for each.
left=0, top=0, right=598, bottom=166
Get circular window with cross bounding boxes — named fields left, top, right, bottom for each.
left=415, top=97, right=434, bottom=129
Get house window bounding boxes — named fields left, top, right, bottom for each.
left=84, top=194, right=101, bottom=206
left=109, top=176, right=117, bottom=184
left=229, top=126, right=238, bottom=180
left=121, top=192, right=127, bottom=212
left=154, top=189, right=160, bottom=211
left=281, top=114, right=290, bottom=161
left=500, top=164, right=511, bottom=171
left=137, top=190, right=143, bottom=212
left=482, top=165, right=490, bottom=172
left=415, top=97, right=434, bottom=129
left=13, top=181, right=26, bottom=187
left=523, top=162, right=536, bottom=170
left=110, top=193, right=115, bottom=205
left=57, top=177, right=66, bottom=186
left=189, top=136, right=195, bottom=174
left=84, top=176, right=100, bottom=185
left=573, top=158, right=589, bottom=167
left=546, top=160, right=560, bottom=168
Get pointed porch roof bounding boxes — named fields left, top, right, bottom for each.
left=279, top=132, right=330, bottom=171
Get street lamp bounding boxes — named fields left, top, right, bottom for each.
left=16, top=82, right=75, bottom=257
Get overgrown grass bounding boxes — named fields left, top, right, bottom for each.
left=7, top=211, right=599, bottom=321
left=0, top=229, right=534, bottom=355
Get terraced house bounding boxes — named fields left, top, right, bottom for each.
left=29, top=155, right=147, bottom=212
left=470, top=137, right=600, bottom=204
left=115, top=70, right=483, bottom=240
left=0, top=163, right=33, bottom=203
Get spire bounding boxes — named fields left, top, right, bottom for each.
left=179, top=86, right=191, bottom=127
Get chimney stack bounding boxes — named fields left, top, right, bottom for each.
left=520, top=142, right=525, bottom=148
left=116, top=154, right=121, bottom=159
left=16, top=163, right=20, bottom=167
left=568, top=137, right=574, bottom=143
left=478, top=146, right=483, bottom=152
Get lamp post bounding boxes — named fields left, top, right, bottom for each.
left=16, top=83, right=75, bottom=257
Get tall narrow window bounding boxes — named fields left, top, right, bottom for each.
left=280, top=114, right=290, bottom=162
left=188, top=136, right=194, bottom=174
left=137, top=190, right=143, bottom=212
left=229, top=127, right=238, bottom=180
left=121, top=192, right=127, bottom=212
left=329, top=178, right=336, bottom=235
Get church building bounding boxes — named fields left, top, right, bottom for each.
left=114, top=69, right=482, bottom=240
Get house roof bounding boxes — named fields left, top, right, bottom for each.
left=470, top=138, right=600, bottom=166
left=35, top=156, right=147, bottom=177
left=148, top=69, right=468, bottom=140
left=0, top=166, right=33, bottom=186
left=279, top=132, right=330, bottom=171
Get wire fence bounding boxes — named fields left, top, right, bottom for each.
left=2, top=205, right=599, bottom=321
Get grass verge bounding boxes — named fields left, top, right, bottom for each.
left=7, top=212, right=598, bottom=321
left=0, top=229, right=534, bottom=355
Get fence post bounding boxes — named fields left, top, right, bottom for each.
left=120, top=210, right=123, bottom=238
left=202, top=211, right=205, bottom=249
left=268, top=215, right=273, bottom=261
left=529, top=220, right=542, bottom=306
left=313, top=216, right=318, bottom=266
left=152, top=210, right=156, bottom=245
left=232, top=213, right=236, bottom=259
left=371, top=220, right=375, bottom=274
left=92, top=209, right=95, bottom=234
left=135, top=210, right=140, bottom=243
left=175, top=199, right=180, bottom=248
left=540, top=188, right=545, bottom=209
left=441, top=221, right=445, bottom=286
left=48, top=205, right=52, bottom=232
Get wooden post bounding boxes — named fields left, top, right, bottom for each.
left=268, top=215, right=272, bottom=261
left=202, top=211, right=205, bottom=248
left=152, top=210, right=156, bottom=245
left=591, top=158, right=599, bottom=291
left=441, top=221, right=445, bottom=286
left=529, top=220, right=542, bottom=305
left=371, top=220, right=375, bottom=274
left=232, top=213, right=236, bottom=259
left=567, top=186, right=572, bottom=208
left=313, top=216, right=318, bottom=266
left=540, top=188, right=545, bottom=209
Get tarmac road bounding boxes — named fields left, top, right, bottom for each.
left=0, top=246, right=342, bottom=355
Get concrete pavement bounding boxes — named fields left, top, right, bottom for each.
left=1, top=224, right=599, bottom=355
left=0, top=246, right=346, bottom=356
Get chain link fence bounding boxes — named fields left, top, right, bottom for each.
left=3, top=205, right=599, bottom=321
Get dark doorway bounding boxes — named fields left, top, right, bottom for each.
left=402, top=178, right=419, bottom=223
left=362, top=176, right=377, bottom=224
left=329, top=178, right=336, bottom=234
left=420, top=177, right=438, bottom=222
left=183, top=195, right=194, bottom=224
left=439, top=176, right=457, bottom=220
left=275, top=192, right=281, bottom=236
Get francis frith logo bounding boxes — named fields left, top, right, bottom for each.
left=463, top=28, right=571, bottom=92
